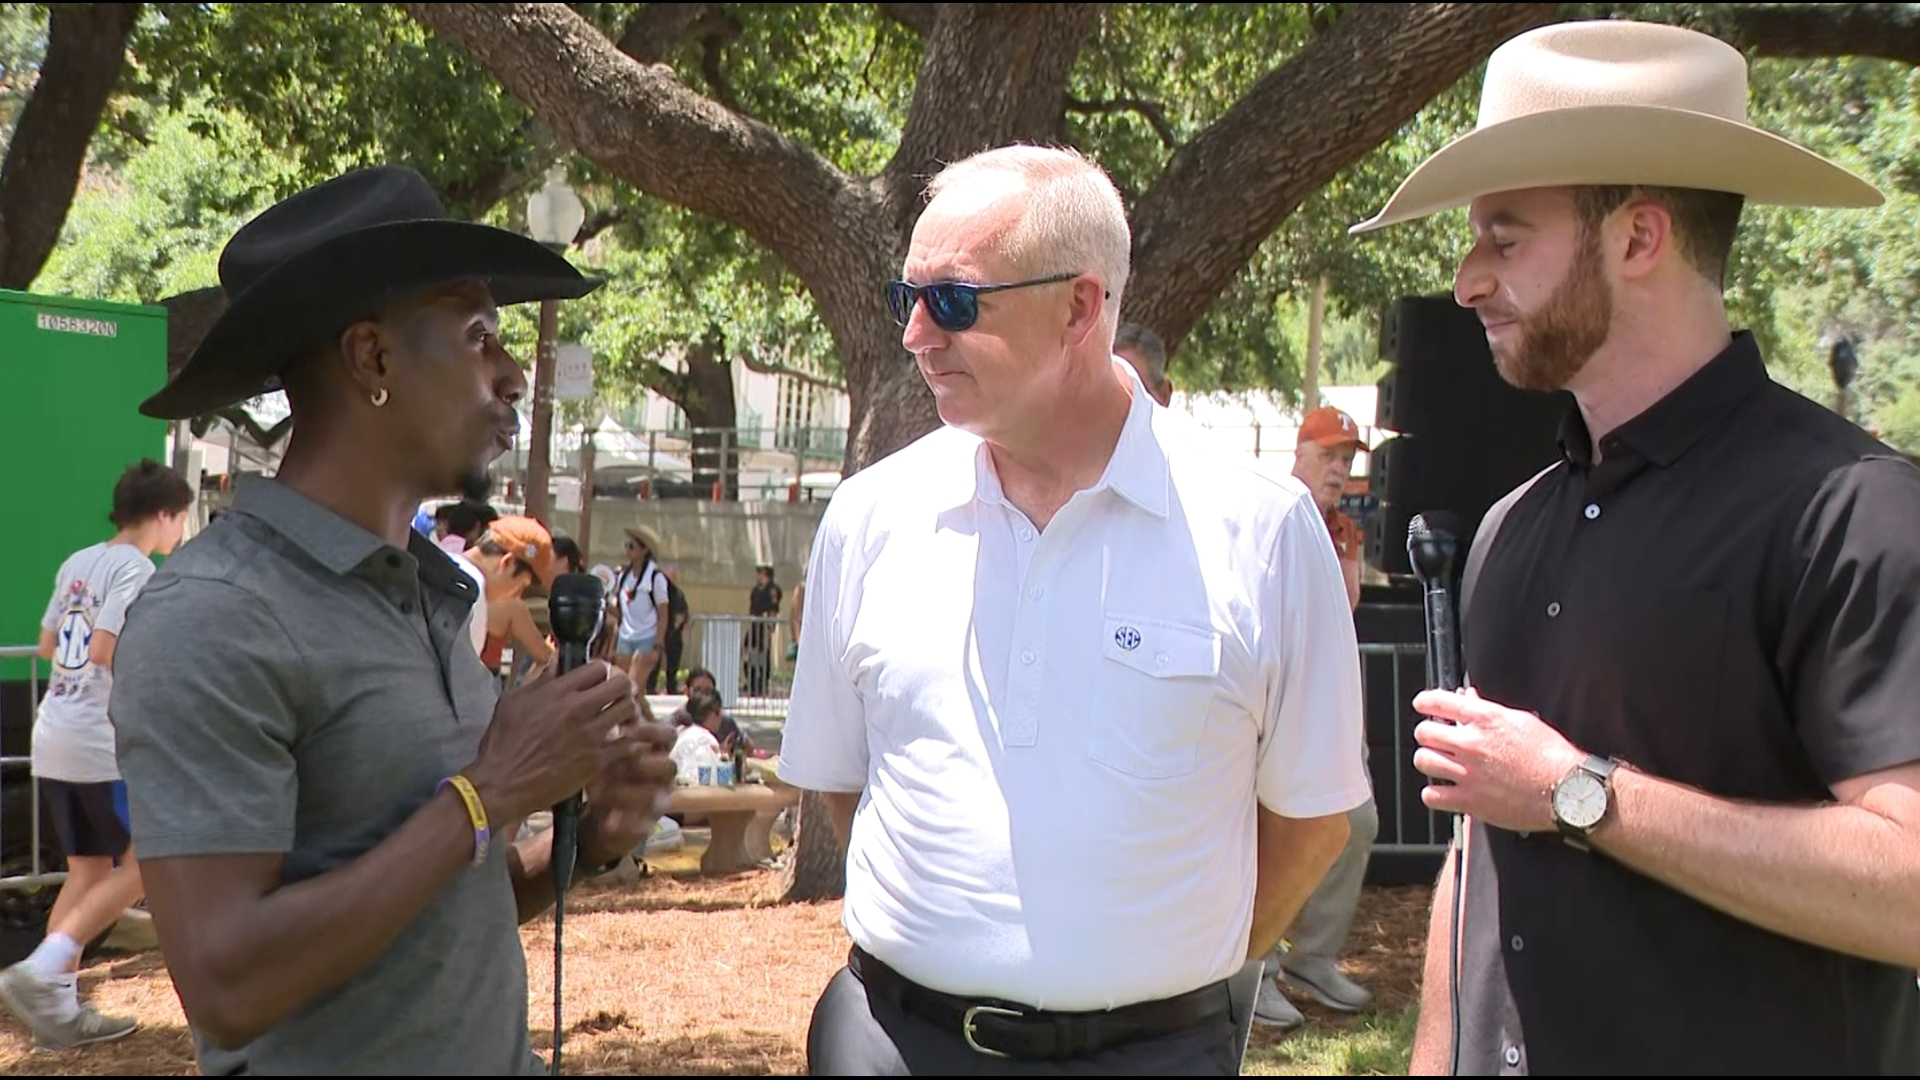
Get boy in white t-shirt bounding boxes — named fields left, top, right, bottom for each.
left=5, top=460, right=193, bottom=1050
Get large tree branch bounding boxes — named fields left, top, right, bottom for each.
left=740, top=351, right=845, bottom=393
left=403, top=4, right=871, bottom=289
left=616, top=3, right=714, bottom=63
left=0, top=3, right=138, bottom=289
left=882, top=4, right=1099, bottom=225
left=1308, top=4, right=1345, bottom=37
left=1066, top=94, right=1178, bottom=150
left=436, top=115, right=556, bottom=218
left=1709, top=4, right=1920, bottom=68
left=1124, top=3, right=1557, bottom=349
left=620, top=353, right=692, bottom=406
left=613, top=3, right=743, bottom=110
left=576, top=205, right=628, bottom=244
left=878, top=3, right=938, bottom=37
left=406, top=2, right=918, bottom=476
left=694, top=8, right=743, bottom=112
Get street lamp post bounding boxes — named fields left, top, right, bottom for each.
left=524, top=165, right=586, bottom=525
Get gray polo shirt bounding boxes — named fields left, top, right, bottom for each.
left=111, top=476, right=539, bottom=1075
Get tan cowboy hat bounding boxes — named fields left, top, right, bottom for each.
left=1350, top=20, right=1883, bottom=235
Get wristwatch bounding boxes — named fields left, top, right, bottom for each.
left=1550, top=754, right=1620, bottom=852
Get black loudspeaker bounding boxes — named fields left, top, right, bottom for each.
left=1365, top=295, right=1570, bottom=575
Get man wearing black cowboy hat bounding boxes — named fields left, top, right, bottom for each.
left=108, top=165, right=679, bottom=1074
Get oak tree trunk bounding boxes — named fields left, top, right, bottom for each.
left=403, top=0, right=1558, bottom=904
left=1706, top=2, right=1920, bottom=67
left=680, top=332, right=740, bottom=498
left=778, top=790, right=847, bottom=902
left=0, top=3, right=139, bottom=290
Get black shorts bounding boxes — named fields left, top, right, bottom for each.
left=41, top=779, right=130, bottom=859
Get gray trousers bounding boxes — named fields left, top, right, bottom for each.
left=1280, top=795, right=1379, bottom=967
left=807, top=960, right=1267, bottom=1076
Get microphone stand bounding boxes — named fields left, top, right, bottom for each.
left=1408, top=513, right=1466, bottom=1078
left=544, top=574, right=605, bottom=1078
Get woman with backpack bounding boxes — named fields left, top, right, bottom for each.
left=611, top=526, right=671, bottom=689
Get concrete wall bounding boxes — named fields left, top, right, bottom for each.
left=546, top=498, right=827, bottom=618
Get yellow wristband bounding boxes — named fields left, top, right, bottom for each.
left=439, top=774, right=491, bottom=868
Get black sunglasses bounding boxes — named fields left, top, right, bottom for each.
left=885, top=272, right=1082, bottom=332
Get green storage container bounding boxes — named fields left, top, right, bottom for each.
left=0, top=288, right=169, bottom=684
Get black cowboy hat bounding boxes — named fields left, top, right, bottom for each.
left=140, top=165, right=603, bottom=420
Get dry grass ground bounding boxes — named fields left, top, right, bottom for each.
left=0, top=845, right=1431, bottom=1076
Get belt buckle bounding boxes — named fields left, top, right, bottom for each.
left=961, top=1004, right=1022, bottom=1058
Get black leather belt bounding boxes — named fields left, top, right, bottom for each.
left=848, top=945, right=1231, bottom=1061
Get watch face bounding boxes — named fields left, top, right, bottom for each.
left=1553, top=770, right=1608, bottom=830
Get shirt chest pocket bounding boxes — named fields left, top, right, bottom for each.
left=1087, top=614, right=1221, bottom=780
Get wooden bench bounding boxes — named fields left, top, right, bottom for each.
left=667, top=782, right=800, bottom=874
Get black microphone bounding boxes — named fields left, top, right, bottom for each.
left=544, top=572, right=604, bottom=1078
left=1407, top=511, right=1467, bottom=1077
left=1407, top=510, right=1464, bottom=694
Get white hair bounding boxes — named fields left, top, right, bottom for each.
left=923, top=144, right=1131, bottom=331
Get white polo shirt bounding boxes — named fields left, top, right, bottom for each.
left=781, top=362, right=1370, bottom=1011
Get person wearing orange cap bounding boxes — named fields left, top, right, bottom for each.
left=1249, top=405, right=1378, bottom=1031
left=1292, top=406, right=1366, bottom=610
left=456, top=515, right=559, bottom=681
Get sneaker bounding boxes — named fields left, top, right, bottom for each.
left=1281, top=955, right=1373, bottom=1014
left=1251, top=977, right=1305, bottom=1031
left=641, top=816, right=684, bottom=856
left=33, top=1003, right=137, bottom=1051
left=0, top=963, right=76, bottom=1040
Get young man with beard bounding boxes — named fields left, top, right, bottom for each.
left=1351, top=20, right=1920, bottom=1074
left=109, top=165, right=678, bottom=1075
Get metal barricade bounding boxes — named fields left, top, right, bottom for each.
left=0, top=645, right=64, bottom=891
left=688, top=614, right=794, bottom=718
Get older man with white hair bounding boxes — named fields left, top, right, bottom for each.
left=781, top=143, right=1370, bottom=1075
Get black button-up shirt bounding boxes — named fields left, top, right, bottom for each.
left=1454, top=333, right=1920, bottom=1074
